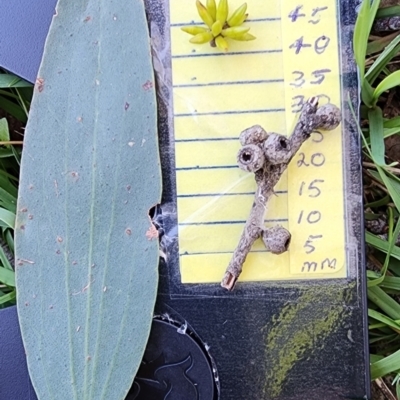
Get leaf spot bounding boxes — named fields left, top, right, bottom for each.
left=28, top=214, right=33, bottom=220
left=125, top=228, right=132, bottom=236
left=20, top=208, right=28, bottom=213
left=84, top=16, right=91, bottom=22
left=77, top=116, right=83, bottom=122
left=142, top=80, right=153, bottom=91
left=57, top=236, right=63, bottom=243
left=71, top=171, right=79, bottom=181
left=18, top=258, right=35, bottom=266
left=146, top=224, right=158, bottom=241
left=125, top=102, right=130, bottom=111
left=54, top=180, right=59, bottom=197
left=35, top=78, right=44, bottom=92
left=82, top=276, right=94, bottom=292
left=128, top=141, right=135, bottom=147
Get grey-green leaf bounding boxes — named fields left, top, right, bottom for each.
left=15, top=1, right=161, bottom=399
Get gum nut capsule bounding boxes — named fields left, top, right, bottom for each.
left=262, top=226, right=291, bottom=254
left=237, top=144, right=265, bottom=172
left=239, top=125, right=268, bottom=146
left=315, top=104, right=341, bottom=130
left=263, top=133, right=292, bottom=164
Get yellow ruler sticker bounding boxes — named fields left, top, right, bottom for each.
left=169, top=0, right=346, bottom=283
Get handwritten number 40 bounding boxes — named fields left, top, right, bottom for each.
left=289, top=35, right=330, bottom=55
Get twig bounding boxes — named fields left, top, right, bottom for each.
left=363, top=161, right=400, bottom=175
left=374, top=378, right=397, bottom=400
left=364, top=169, right=390, bottom=194
left=221, top=97, right=341, bottom=290
left=0, top=141, right=23, bottom=145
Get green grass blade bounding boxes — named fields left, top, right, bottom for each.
left=384, top=116, right=400, bottom=128
left=368, top=106, right=385, bottom=165
left=0, top=208, right=15, bottom=229
left=371, top=354, right=385, bottom=363
left=376, top=166, right=400, bottom=211
left=365, top=194, right=391, bottom=208
left=378, top=275, right=400, bottom=291
left=0, top=289, right=16, bottom=305
left=368, top=213, right=400, bottom=287
left=371, top=347, right=400, bottom=379
left=0, top=118, right=9, bottom=142
left=373, top=70, right=400, bottom=105
left=367, top=231, right=400, bottom=261
left=366, top=34, right=400, bottom=84
left=368, top=309, right=400, bottom=331
left=0, top=74, right=32, bottom=88
left=368, top=285, right=400, bottom=320
left=362, top=78, right=374, bottom=107
left=5, top=230, right=14, bottom=254
left=377, top=5, right=400, bottom=18
left=354, top=0, right=372, bottom=80
left=369, top=0, right=382, bottom=30
left=0, top=97, right=27, bottom=123
left=367, top=32, right=400, bottom=55
left=0, top=266, right=15, bottom=287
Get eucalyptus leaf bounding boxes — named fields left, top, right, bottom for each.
left=15, top=1, right=161, bottom=399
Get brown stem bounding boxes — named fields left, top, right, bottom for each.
left=0, top=141, right=23, bottom=145
left=221, top=98, right=340, bottom=290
